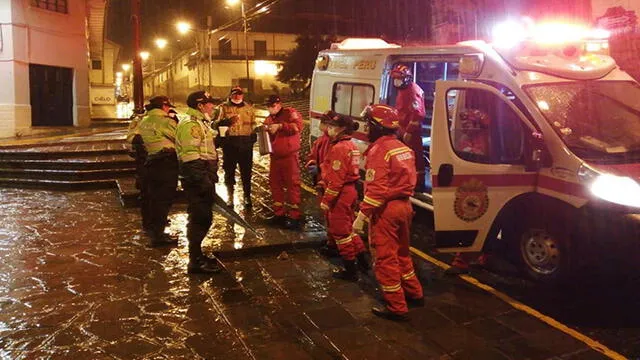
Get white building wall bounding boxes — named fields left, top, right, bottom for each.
left=0, top=0, right=90, bottom=138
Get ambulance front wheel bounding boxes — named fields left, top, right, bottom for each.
left=507, top=216, right=574, bottom=284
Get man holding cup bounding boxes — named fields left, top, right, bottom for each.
left=215, top=86, right=257, bottom=208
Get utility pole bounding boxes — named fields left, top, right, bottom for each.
left=207, top=16, right=213, bottom=93
left=242, top=1, right=250, bottom=89
left=131, top=0, right=144, bottom=113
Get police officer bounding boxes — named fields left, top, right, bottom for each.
left=175, top=91, right=222, bottom=274
left=391, top=64, right=427, bottom=192
left=263, top=95, right=303, bottom=229
left=353, top=104, right=424, bottom=321
left=215, top=86, right=257, bottom=208
left=138, top=96, right=179, bottom=246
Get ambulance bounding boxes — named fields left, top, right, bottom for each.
left=309, top=21, right=640, bottom=283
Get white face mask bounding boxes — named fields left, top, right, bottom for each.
left=203, top=112, right=212, bottom=121
left=327, top=127, right=338, bottom=138
left=393, top=79, right=404, bottom=88
left=231, top=99, right=243, bottom=105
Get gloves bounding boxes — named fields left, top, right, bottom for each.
left=267, top=123, right=282, bottom=134
left=352, top=211, right=368, bottom=235
left=403, top=133, right=412, bottom=144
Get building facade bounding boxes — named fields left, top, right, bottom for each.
left=142, top=31, right=298, bottom=103
left=0, top=0, right=106, bottom=138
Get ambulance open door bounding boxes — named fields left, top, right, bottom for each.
left=431, top=80, right=539, bottom=253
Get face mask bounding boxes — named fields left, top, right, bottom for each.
left=268, top=106, right=279, bottom=115
left=203, top=112, right=212, bottom=121
left=231, top=99, right=243, bottom=105
left=393, top=79, right=404, bottom=88
left=327, top=127, right=338, bottom=138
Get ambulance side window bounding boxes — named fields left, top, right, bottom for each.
left=448, top=88, right=525, bottom=164
left=332, top=83, right=375, bottom=118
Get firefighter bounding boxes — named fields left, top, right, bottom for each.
left=353, top=104, right=424, bottom=321
left=391, top=64, right=427, bottom=192
left=126, top=109, right=149, bottom=231
left=215, top=86, right=257, bottom=208
left=319, top=113, right=369, bottom=281
left=137, top=96, right=179, bottom=247
left=445, top=108, right=491, bottom=275
left=263, top=95, right=303, bottom=230
left=175, top=91, right=222, bottom=274
left=306, top=111, right=337, bottom=256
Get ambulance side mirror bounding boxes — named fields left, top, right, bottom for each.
left=525, top=131, right=550, bottom=172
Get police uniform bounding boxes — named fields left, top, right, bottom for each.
left=263, top=95, right=303, bottom=228
left=138, top=96, right=179, bottom=246
left=175, top=91, right=221, bottom=274
left=355, top=104, right=424, bottom=321
left=215, top=87, right=257, bottom=206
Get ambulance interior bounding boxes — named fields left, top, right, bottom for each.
left=386, top=60, right=461, bottom=193
left=386, top=60, right=528, bottom=193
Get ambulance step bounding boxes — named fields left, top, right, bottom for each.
left=411, top=192, right=433, bottom=211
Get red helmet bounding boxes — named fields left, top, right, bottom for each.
left=362, top=104, right=400, bottom=130
left=390, top=64, right=412, bottom=88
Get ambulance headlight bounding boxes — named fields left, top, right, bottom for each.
left=590, top=174, right=640, bottom=208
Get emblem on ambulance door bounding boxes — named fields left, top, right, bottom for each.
left=454, top=178, right=489, bottom=222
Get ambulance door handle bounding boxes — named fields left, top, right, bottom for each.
left=437, top=164, right=454, bottom=187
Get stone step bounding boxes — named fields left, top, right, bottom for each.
left=0, top=145, right=129, bottom=160
left=0, top=177, right=119, bottom=191
left=90, top=120, right=131, bottom=128
left=0, top=167, right=136, bottom=181
left=0, top=154, right=134, bottom=170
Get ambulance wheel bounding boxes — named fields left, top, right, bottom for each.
left=507, top=215, right=573, bottom=285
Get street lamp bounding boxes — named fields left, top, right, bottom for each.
left=176, top=21, right=192, bottom=35
left=121, top=63, right=131, bottom=72
left=139, top=51, right=150, bottom=61
left=155, top=38, right=174, bottom=98
left=175, top=20, right=213, bottom=91
left=226, top=0, right=250, bottom=87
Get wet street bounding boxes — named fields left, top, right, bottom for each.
left=0, top=126, right=636, bottom=360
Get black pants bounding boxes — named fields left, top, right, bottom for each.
left=181, top=160, right=218, bottom=261
left=143, top=154, right=179, bottom=237
left=131, top=135, right=149, bottom=229
left=221, top=136, right=254, bottom=196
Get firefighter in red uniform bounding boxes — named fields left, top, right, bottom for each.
left=319, top=113, right=369, bottom=281
left=306, top=111, right=338, bottom=256
left=391, top=64, right=427, bottom=192
left=263, top=95, right=304, bottom=229
left=353, top=104, right=424, bottom=321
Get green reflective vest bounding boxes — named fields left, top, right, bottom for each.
left=138, top=108, right=177, bottom=155
left=176, top=108, right=217, bottom=163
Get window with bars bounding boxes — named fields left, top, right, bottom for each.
left=31, top=0, right=68, bottom=14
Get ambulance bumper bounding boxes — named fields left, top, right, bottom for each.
left=578, top=207, right=640, bottom=252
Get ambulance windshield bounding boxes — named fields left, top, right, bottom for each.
left=525, top=81, right=640, bottom=163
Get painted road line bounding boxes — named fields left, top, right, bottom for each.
left=409, top=246, right=627, bottom=360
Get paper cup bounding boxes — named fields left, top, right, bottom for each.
left=219, top=126, right=229, bottom=137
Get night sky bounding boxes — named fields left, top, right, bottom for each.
left=107, top=0, right=592, bottom=60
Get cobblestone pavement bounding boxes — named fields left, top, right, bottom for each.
left=0, top=187, right=610, bottom=360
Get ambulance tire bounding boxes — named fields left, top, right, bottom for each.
left=505, top=209, right=574, bottom=285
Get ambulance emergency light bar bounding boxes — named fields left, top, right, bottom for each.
left=491, top=19, right=610, bottom=49
left=330, top=38, right=401, bottom=50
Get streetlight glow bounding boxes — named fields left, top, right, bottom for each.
left=121, top=63, right=131, bottom=72
left=139, top=51, right=150, bottom=61
left=176, top=21, right=192, bottom=35
left=226, top=0, right=240, bottom=6
left=155, top=38, right=168, bottom=49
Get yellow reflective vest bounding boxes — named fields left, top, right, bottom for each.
left=138, top=108, right=177, bottom=156
left=176, top=108, right=218, bottom=163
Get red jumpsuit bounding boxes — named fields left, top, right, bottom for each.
left=264, top=107, right=304, bottom=219
left=309, top=132, right=334, bottom=245
left=395, top=82, right=426, bottom=189
left=360, top=135, right=423, bottom=315
left=320, top=135, right=365, bottom=261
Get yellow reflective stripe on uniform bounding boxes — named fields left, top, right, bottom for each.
left=380, top=283, right=402, bottom=292
left=363, top=196, right=383, bottom=207
left=335, top=235, right=353, bottom=245
left=325, top=188, right=339, bottom=196
left=181, top=154, right=201, bottom=163
left=402, top=271, right=416, bottom=280
left=273, top=202, right=284, bottom=207
left=384, top=147, right=412, bottom=161
left=288, top=203, right=299, bottom=209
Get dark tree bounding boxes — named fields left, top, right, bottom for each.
left=277, top=34, right=335, bottom=94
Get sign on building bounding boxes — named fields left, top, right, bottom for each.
left=90, top=86, right=116, bottom=105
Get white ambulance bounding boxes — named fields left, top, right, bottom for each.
left=309, top=23, right=640, bottom=283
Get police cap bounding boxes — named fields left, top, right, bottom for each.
left=187, top=91, right=216, bottom=109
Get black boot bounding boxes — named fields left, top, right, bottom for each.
left=284, top=217, right=302, bottom=230
left=188, top=256, right=222, bottom=274
left=266, top=215, right=286, bottom=227
left=243, top=195, right=252, bottom=209
left=319, top=244, right=339, bottom=257
left=148, top=231, right=178, bottom=247
left=332, top=260, right=358, bottom=282
left=371, top=306, right=409, bottom=321
left=405, top=296, right=425, bottom=308
left=356, top=252, right=370, bottom=272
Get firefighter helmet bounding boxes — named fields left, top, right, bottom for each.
left=362, top=104, right=400, bottom=130
left=390, top=64, right=412, bottom=88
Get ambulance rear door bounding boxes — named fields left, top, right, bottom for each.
left=431, top=80, right=539, bottom=252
